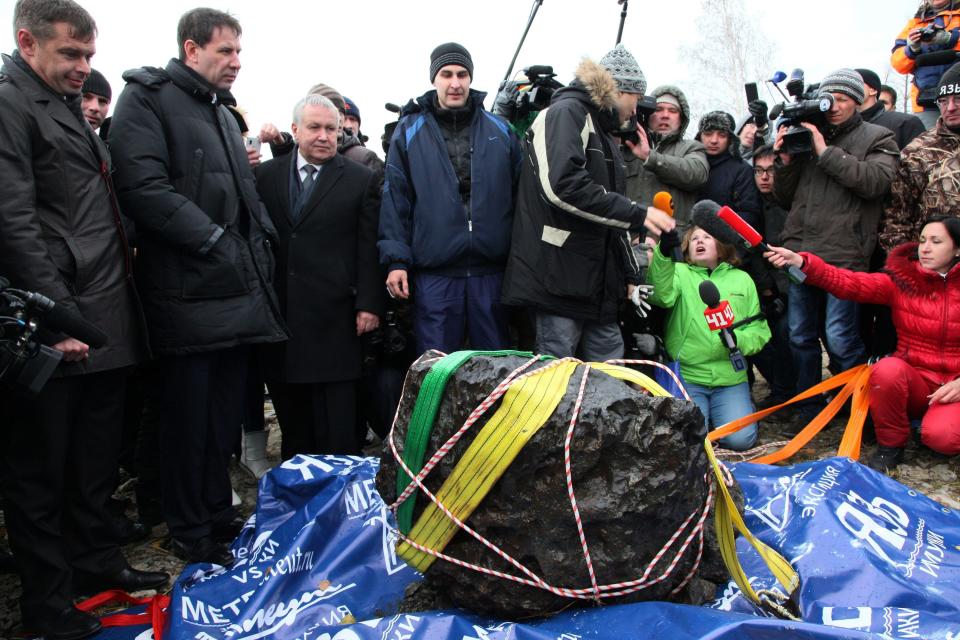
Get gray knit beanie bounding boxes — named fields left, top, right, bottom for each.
left=430, top=42, right=473, bottom=83
left=599, top=44, right=646, bottom=95
left=819, top=68, right=865, bottom=104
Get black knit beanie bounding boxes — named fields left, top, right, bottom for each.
left=82, top=68, right=111, bottom=100
left=938, top=62, right=960, bottom=100
left=430, top=42, right=473, bottom=83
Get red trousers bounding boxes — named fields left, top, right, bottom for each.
left=869, top=357, right=960, bottom=454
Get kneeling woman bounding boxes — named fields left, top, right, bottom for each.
left=647, top=227, right=770, bottom=450
left=766, top=216, right=960, bottom=472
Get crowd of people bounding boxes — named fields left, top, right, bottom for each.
left=0, top=0, right=959, bottom=638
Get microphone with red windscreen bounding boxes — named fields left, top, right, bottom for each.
left=716, top=205, right=807, bottom=284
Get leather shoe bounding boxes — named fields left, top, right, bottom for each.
left=171, top=536, right=234, bottom=567
left=74, top=566, right=169, bottom=595
left=22, top=606, right=101, bottom=640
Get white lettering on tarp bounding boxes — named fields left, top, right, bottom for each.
left=836, top=490, right=909, bottom=569
left=897, top=608, right=921, bottom=638
left=134, top=630, right=154, bottom=640
left=220, top=590, right=256, bottom=616
left=344, top=478, right=379, bottom=517
left=222, top=582, right=356, bottom=640
left=320, top=605, right=352, bottom=627
left=821, top=606, right=871, bottom=631
left=558, top=634, right=583, bottom=639
left=364, top=506, right=409, bottom=576
left=919, top=529, right=946, bottom=578
left=181, top=596, right=230, bottom=625
left=799, top=464, right=841, bottom=518
left=280, top=456, right=335, bottom=481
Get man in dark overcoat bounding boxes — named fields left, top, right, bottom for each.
left=256, top=93, right=384, bottom=457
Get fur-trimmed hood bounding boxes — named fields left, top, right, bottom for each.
left=651, top=84, right=692, bottom=138
left=571, top=58, right=618, bottom=111
left=886, top=241, right=960, bottom=296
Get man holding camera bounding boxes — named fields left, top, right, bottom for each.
left=109, top=8, right=287, bottom=566
left=623, top=85, right=708, bottom=226
left=773, top=68, right=899, bottom=425
left=0, top=1, right=167, bottom=637
left=502, top=45, right=674, bottom=360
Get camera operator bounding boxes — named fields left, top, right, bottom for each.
left=0, top=1, right=168, bottom=637
left=623, top=85, right=709, bottom=226
left=881, top=62, right=960, bottom=251
left=892, top=0, right=960, bottom=129
left=773, top=68, right=899, bottom=427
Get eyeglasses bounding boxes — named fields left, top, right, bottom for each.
left=753, top=167, right=775, bottom=176
left=936, top=95, right=960, bottom=109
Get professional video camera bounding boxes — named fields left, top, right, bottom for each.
left=0, top=276, right=106, bottom=394
left=493, top=65, right=564, bottom=135
left=769, top=68, right=833, bottom=157
left=617, top=95, right=657, bottom=146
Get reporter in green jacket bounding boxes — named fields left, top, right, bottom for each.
left=647, top=227, right=771, bottom=450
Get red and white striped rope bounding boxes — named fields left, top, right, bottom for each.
left=387, top=355, right=714, bottom=600
left=391, top=354, right=546, bottom=508
left=603, top=359, right=691, bottom=401
left=563, top=364, right=601, bottom=602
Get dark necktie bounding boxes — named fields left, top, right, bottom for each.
left=294, top=164, right=317, bottom=219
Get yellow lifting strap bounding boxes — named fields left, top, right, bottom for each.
left=397, top=359, right=580, bottom=572
left=397, top=359, right=799, bottom=610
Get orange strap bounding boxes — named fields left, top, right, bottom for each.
left=707, top=364, right=872, bottom=465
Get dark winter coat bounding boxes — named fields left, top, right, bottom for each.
left=698, top=151, right=763, bottom=231
left=861, top=102, right=924, bottom=151
left=378, top=89, right=522, bottom=276
left=256, top=152, right=384, bottom=383
left=501, top=59, right=648, bottom=322
left=0, top=52, right=145, bottom=376
left=624, top=84, right=709, bottom=225
left=801, top=244, right=960, bottom=381
left=775, top=114, right=900, bottom=271
left=109, top=59, right=287, bottom=356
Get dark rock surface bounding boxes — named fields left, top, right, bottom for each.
left=377, top=353, right=731, bottom=618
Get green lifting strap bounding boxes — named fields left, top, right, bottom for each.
left=395, top=350, right=544, bottom=535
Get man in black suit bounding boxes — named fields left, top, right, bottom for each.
left=256, top=94, right=384, bottom=457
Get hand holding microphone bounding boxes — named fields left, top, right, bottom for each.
left=652, top=191, right=684, bottom=262
left=698, top=280, right=747, bottom=372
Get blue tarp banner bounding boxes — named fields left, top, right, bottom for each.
left=94, top=455, right=960, bottom=639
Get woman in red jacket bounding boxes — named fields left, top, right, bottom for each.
left=765, top=216, right=960, bottom=473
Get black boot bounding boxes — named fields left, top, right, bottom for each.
left=867, top=446, right=904, bottom=474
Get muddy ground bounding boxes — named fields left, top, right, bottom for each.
left=2, top=380, right=959, bottom=637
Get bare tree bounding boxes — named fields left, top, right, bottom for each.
left=678, top=0, right=777, bottom=125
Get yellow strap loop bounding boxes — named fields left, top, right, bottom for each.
left=398, top=360, right=579, bottom=572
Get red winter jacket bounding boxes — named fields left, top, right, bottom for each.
left=800, top=244, right=960, bottom=381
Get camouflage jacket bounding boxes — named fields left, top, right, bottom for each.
left=880, top=120, right=960, bottom=250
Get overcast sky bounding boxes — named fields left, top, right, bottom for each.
left=0, top=0, right=916, bottom=158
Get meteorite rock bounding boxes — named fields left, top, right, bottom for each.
left=377, top=352, right=733, bottom=618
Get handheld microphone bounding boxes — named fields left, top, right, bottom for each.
left=25, top=293, right=108, bottom=348
left=690, top=200, right=744, bottom=247
left=768, top=71, right=788, bottom=84
left=698, top=281, right=746, bottom=372
left=716, top=206, right=807, bottom=284
left=653, top=191, right=684, bottom=262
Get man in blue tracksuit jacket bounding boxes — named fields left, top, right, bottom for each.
left=378, top=42, right=522, bottom=355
